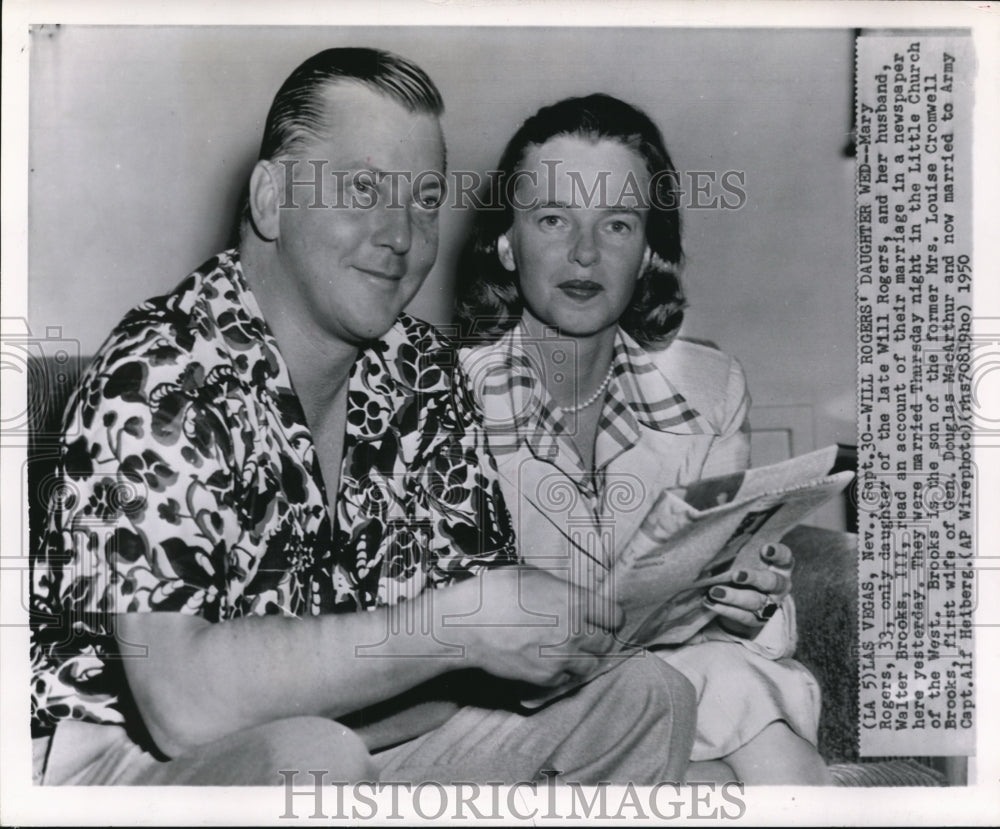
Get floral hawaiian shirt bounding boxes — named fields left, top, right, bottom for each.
left=30, top=250, right=516, bottom=739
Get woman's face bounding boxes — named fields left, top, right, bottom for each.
left=499, top=134, right=651, bottom=339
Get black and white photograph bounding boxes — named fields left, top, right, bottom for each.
left=2, top=1, right=998, bottom=824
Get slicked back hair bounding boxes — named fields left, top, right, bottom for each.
left=233, top=47, right=444, bottom=244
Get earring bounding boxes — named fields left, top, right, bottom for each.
left=645, top=250, right=670, bottom=273
left=496, top=234, right=516, bottom=272
left=640, top=246, right=653, bottom=273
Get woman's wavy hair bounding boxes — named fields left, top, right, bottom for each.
left=455, top=93, right=686, bottom=348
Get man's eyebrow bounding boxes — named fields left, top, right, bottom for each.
left=331, top=160, right=383, bottom=174
left=330, top=164, right=441, bottom=185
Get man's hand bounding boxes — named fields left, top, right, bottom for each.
left=703, top=543, right=793, bottom=638
left=116, top=566, right=621, bottom=758
left=437, top=566, right=623, bottom=688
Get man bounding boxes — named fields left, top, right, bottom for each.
left=30, top=47, right=695, bottom=786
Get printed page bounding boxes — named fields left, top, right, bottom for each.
left=855, top=32, right=976, bottom=759
left=615, top=469, right=854, bottom=645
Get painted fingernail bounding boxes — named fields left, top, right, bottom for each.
left=710, top=586, right=726, bottom=600
left=762, top=544, right=777, bottom=560
left=735, top=570, right=749, bottom=583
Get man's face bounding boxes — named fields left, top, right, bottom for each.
left=273, top=82, right=446, bottom=345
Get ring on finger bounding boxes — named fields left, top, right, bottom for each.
left=753, top=597, right=781, bottom=623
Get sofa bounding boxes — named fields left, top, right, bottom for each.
left=24, top=354, right=950, bottom=785
left=783, top=525, right=950, bottom=785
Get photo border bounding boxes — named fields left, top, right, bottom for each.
left=2, top=1, right=998, bottom=824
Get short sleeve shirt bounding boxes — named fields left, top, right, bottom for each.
left=30, top=250, right=516, bottom=738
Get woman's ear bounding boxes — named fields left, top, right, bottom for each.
left=640, top=246, right=653, bottom=273
left=642, top=246, right=671, bottom=274
left=248, top=160, right=281, bottom=242
left=496, top=233, right=517, bottom=272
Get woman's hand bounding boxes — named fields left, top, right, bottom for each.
left=703, top=543, right=794, bottom=638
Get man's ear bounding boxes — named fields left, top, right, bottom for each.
left=249, top=160, right=281, bottom=241
left=496, top=233, right=517, bottom=272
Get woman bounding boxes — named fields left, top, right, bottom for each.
left=456, top=94, right=831, bottom=784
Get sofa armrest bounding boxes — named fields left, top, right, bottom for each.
left=780, top=524, right=859, bottom=762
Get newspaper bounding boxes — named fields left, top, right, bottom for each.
left=614, top=446, right=854, bottom=646
left=519, top=446, right=853, bottom=709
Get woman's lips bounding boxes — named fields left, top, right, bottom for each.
left=558, top=280, right=603, bottom=300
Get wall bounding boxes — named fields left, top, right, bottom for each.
left=28, top=25, right=857, bottom=523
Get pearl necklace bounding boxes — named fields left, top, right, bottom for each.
left=562, top=364, right=615, bottom=413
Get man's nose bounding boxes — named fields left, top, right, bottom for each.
left=371, top=200, right=412, bottom=255
left=569, top=228, right=600, bottom=267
